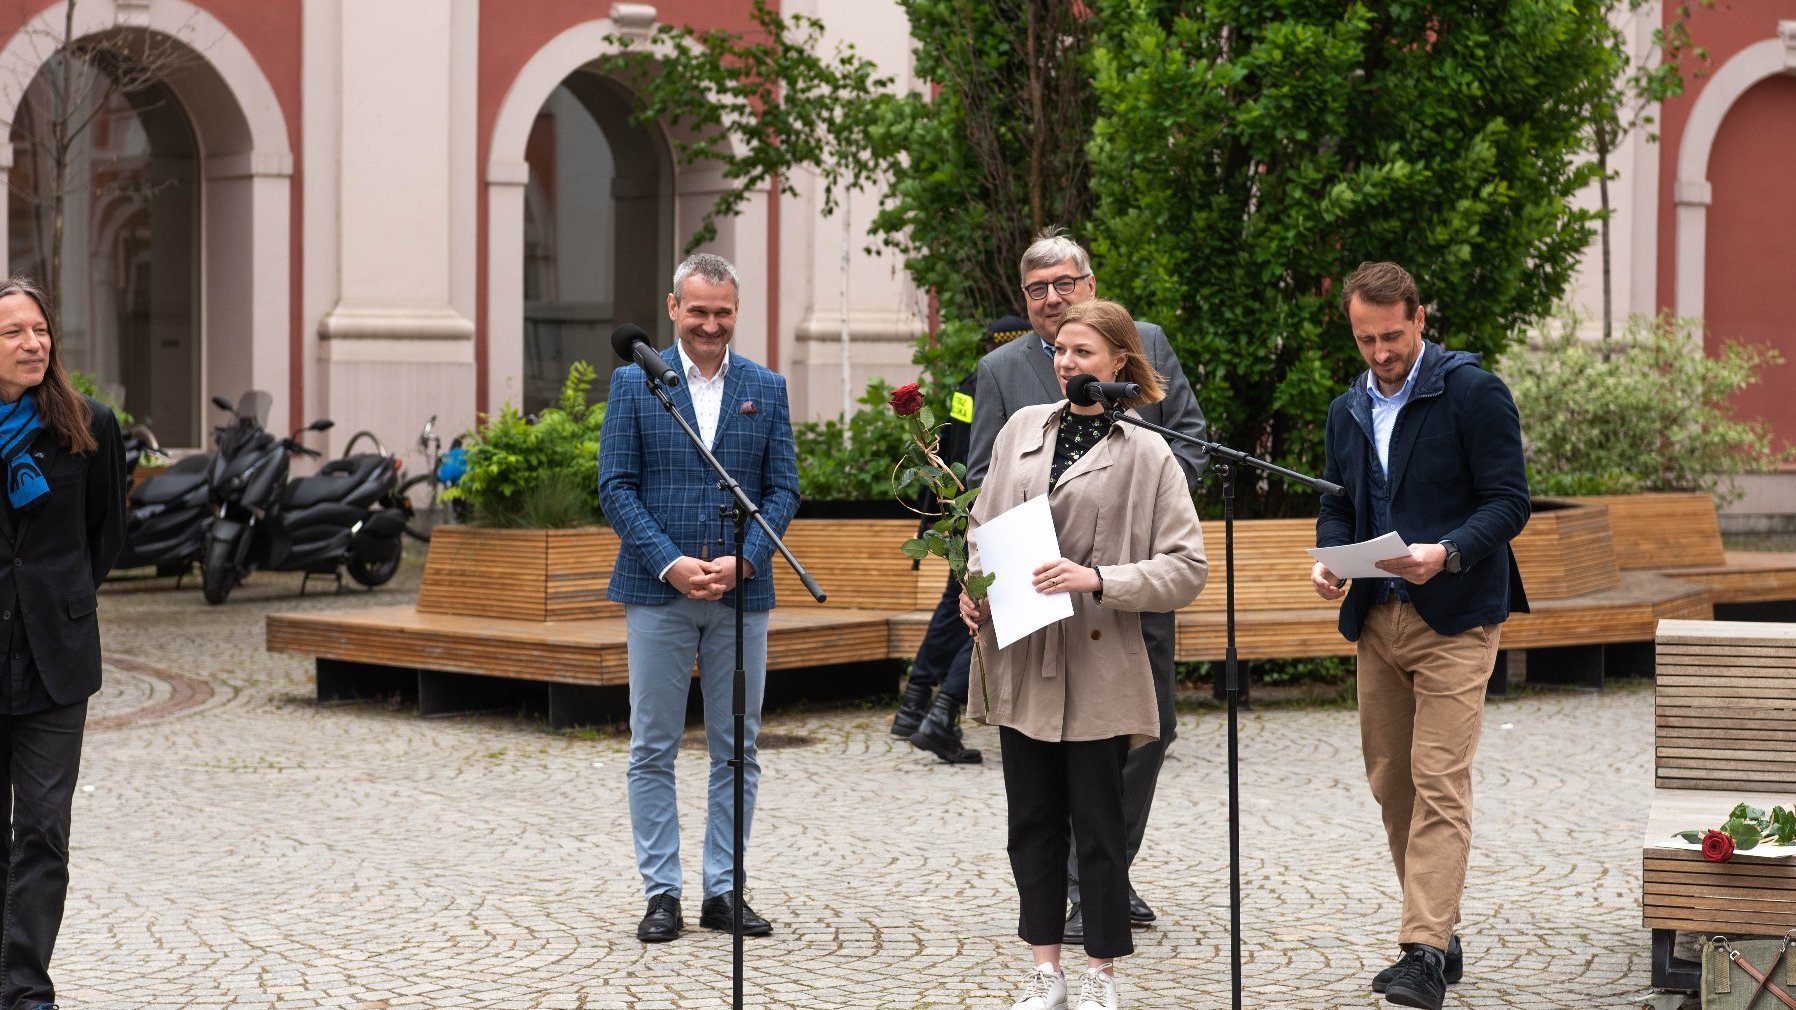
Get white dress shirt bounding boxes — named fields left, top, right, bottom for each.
left=678, top=342, right=731, bottom=449
left=657, top=343, right=733, bottom=583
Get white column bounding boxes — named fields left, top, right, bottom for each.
left=316, top=0, right=475, bottom=456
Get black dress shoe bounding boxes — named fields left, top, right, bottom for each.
left=1127, top=886, right=1156, bottom=925
left=1372, top=935, right=1462, bottom=992
left=699, top=892, right=773, bottom=936
left=1063, top=902, right=1085, bottom=945
left=1382, top=945, right=1448, bottom=1010
left=636, top=894, right=683, bottom=943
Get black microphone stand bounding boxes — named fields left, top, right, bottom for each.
left=638, top=369, right=825, bottom=1010
left=1091, top=391, right=1341, bottom=1010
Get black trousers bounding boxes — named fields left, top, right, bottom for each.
left=1000, top=727, right=1132, bottom=959
left=906, top=574, right=972, bottom=702
left=1068, top=609, right=1177, bottom=904
left=0, top=700, right=85, bottom=1010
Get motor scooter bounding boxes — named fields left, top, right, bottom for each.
left=200, top=392, right=408, bottom=604
left=111, top=419, right=214, bottom=579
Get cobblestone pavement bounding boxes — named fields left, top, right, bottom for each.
left=64, top=550, right=1677, bottom=1009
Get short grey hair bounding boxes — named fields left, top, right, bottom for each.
left=1018, top=227, right=1092, bottom=284
left=671, top=253, right=740, bottom=303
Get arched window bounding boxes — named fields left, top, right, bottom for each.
left=8, top=47, right=200, bottom=444
left=521, top=70, right=673, bottom=412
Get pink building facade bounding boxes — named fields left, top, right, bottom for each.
left=0, top=0, right=924, bottom=459
left=0, top=1, right=1789, bottom=519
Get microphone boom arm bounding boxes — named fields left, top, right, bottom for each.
left=1099, top=407, right=1345, bottom=498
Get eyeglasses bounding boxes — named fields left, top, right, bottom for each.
left=1021, top=273, right=1091, bottom=301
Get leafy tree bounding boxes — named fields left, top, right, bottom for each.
left=598, top=0, right=890, bottom=252
left=1498, top=313, right=1790, bottom=504
left=868, top=0, right=1100, bottom=326
left=4, top=0, right=197, bottom=318
left=1086, top=0, right=1624, bottom=516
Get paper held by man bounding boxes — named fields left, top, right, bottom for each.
left=1306, top=531, right=1412, bottom=580
left=971, top=494, right=1076, bottom=649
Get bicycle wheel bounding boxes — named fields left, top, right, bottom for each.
left=398, top=472, right=436, bottom=541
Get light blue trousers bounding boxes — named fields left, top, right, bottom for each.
left=625, top=597, right=769, bottom=901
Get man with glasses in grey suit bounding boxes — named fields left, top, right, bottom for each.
left=966, top=229, right=1209, bottom=944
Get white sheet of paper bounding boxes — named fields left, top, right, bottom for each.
left=972, top=494, right=1076, bottom=649
left=1305, top=531, right=1413, bottom=580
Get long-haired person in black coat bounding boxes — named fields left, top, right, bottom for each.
left=0, top=277, right=125, bottom=1010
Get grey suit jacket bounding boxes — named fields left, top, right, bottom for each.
left=967, top=321, right=1209, bottom=490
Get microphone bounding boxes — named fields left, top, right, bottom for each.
left=1066, top=373, right=1140, bottom=408
left=611, top=324, right=680, bottom=387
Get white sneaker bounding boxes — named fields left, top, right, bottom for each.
left=1011, top=963, right=1068, bottom=1010
left=1075, top=965, right=1119, bottom=1010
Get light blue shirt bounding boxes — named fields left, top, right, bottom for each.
left=1367, top=342, right=1428, bottom=473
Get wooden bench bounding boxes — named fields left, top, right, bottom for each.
left=1161, top=504, right=1708, bottom=690
left=270, top=518, right=948, bottom=724
left=1572, top=492, right=1796, bottom=618
left=268, top=499, right=1750, bottom=721
left=1644, top=619, right=1796, bottom=989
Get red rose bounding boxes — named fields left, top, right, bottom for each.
left=1702, top=829, right=1735, bottom=862
left=889, top=382, right=924, bottom=416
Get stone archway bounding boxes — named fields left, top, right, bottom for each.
left=519, top=69, right=673, bottom=411
left=0, top=0, right=291, bottom=448
left=486, top=14, right=764, bottom=416
left=1672, top=20, right=1796, bottom=452
left=1671, top=21, right=1796, bottom=320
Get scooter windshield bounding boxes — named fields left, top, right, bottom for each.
left=236, top=391, right=273, bottom=427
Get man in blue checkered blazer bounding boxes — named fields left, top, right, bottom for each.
left=598, top=253, right=801, bottom=944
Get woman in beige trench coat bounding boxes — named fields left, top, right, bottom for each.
left=960, top=298, right=1207, bottom=1010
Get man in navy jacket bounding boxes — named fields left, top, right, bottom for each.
left=1311, top=262, right=1529, bottom=1010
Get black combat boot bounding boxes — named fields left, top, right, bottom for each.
left=891, top=679, right=934, bottom=737
left=909, top=693, right=983, bottom=764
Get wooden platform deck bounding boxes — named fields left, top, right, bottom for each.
left=267, top=604, right=902, bottom=688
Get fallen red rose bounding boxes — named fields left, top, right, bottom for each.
left=889, top=382, right=924, bottom=416
left=1701, top=829, right=1735, bottom=862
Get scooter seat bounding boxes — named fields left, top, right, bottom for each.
left=284, top=453, right=389, bottom=509
left=131, top=454, right=213, bottom=506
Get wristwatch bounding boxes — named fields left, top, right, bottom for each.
left=1440, top=540, right=1463, bottom=574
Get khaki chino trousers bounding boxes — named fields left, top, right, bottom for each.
left=1356, top=600, right=1501, bottom=951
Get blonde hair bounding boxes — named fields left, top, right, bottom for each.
left=1056, top=299, right=1165, bottom=409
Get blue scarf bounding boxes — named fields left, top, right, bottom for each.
left=0, top=392, right=48, bottom=513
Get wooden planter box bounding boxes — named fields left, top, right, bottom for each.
left=417, top=525, right=622, bottom=622
left=772, top=518, right=948, bottom=611
left=1570, top=492, right=1726, bottom=569
left=1510, top=498, right=1621, bottom=601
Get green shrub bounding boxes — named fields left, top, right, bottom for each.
left=448, top=362, right=606, bottom=527
left=1178, top=656, right=1356, bottom=689
left=793, top=319, right=987, bottom=503
left=68, top=369, right=132, bottom=425
left=793, top=379, right=915, bottom=501
left=1498, top=313, right=1791, bottom=505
